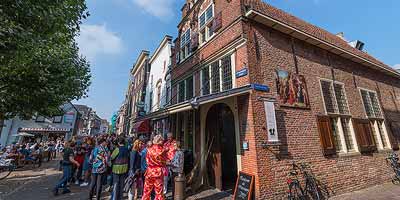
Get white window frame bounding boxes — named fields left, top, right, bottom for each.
left=198, top=4, right=215, bottom=46
left=319, top=78, right=358, bottom=153
left=199, top=52, right=235, bottom=96
left=180, top=29, right=191, bottom=61
left=319, top=78, right=351, bottom=115
left=358, top=87, right=390, bottom=150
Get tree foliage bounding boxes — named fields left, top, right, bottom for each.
left=0, top=0, right=91, bottom=119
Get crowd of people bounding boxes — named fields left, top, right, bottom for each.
left=0, top=139, right=66, bottom=166
left=52, top=132, right=184, bottom=200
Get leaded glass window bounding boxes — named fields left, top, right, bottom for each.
left=201, top=67, right=210, bottom=95
left=221, top=56, right=232, bottom=91
left=211, top=61, right=220, bottom=93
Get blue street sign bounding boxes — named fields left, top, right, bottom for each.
left=251, top=84, right=270, bottom=92
left=236, top=68, right=248, bottom=78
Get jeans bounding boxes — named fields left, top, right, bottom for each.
left=112, top=173, right=127, bottom=200
left=89, top=173, right=104, bottom=200
left=55, top=165, right=72, bottom=192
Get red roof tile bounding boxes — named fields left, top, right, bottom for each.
left=244, top=0, right=398, bottom=75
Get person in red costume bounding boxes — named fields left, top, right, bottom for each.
left=164, top=132, right=177, bottom=161
left=163, top=132, right=177, bottom=194
left=142, top=135, right=167, bottom=200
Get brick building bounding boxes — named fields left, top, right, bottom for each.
left=140, top=0, right=400, bottom=199
left=128, top=50, right=151, bottom=136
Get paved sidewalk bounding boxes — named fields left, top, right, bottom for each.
left=330, top=183, right=400, bottom=200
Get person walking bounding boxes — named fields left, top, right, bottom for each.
left=89, top=138, right=110, bottom=200
left=53, top=141, right=80, bottom=196
left=142, top=135, right=167, bottom=200
left=127, top=139, right=143, bottom=200
left=110, top=137, right=130, bottom=200
left=169, top=141, right=184, bottom=198
left=163, top=132, right=177, bottom=194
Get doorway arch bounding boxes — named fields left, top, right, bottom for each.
left=205, top=103, right=238, bottom=192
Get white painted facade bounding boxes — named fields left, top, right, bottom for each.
left=0, top=102, right=79, bottom=146
left=145, top=36, right=173, bottom=113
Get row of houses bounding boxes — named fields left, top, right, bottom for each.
left=117, top=0, right=400, bottom=198
left=0, top=103, right=109, bottom=146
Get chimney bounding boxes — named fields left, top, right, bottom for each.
left=336, top=32, right=346, bottom=41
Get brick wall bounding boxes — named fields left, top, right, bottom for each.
left=245, top=20, right=400, bottom=199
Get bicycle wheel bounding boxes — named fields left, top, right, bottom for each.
left=306, top=179, right=321, bottom=200
left=0, top=166, right=12, bottom=180
left=288, top=182, right=305, bottom=200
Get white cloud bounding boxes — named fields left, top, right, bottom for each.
left=394, top=64, right=400, bottom=69
left=133, top=0, right=175, bottom=19
left=77, top=24, right=123, bottom=61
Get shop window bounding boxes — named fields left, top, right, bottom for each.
left=320, top=80, right=356, bottom=154
left=221, top=55, right=232, bottom=91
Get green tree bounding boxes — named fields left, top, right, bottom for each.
left=0, top=0, right=91, bottom=127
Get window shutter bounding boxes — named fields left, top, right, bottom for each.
left=353, top=119, right=377, bottom=153
left=212, top=12, right=222, bottom=32
left=317, top=116, right=336, bottom=156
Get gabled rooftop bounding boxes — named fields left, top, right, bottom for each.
left=244, top=0, right=400, bottom=78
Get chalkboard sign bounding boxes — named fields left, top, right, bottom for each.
left=233, top=171, right=255, bottom=200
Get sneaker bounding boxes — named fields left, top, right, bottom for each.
left=52, top=188, right=59, bottom=196
left=62, top=189, right=71, bottom=194
left=80, top=182, right=89, bottom=187
left=75, top=180, right=79, bottom=185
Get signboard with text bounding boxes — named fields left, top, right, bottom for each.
left=233, top=171, right=255, bottom=200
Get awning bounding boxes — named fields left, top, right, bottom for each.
left=132, top=119, right=150, bottom=133
left=19, top=127, right=70, bottom=133
left=13, top=132, right=35, bottom=137
left=135, top=84, right=253, bottom=120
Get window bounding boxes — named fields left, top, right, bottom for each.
left=200, top=54, right=234, bottom=96
left=359, top=88, right=389, bottom=149
left=177, top=76, right=194, bottom=103
left=211, top=61, right=220, bottom=93
left=53, top=116, right=63, bottom=123
left=186, top=76, right=194, bottom=100
left=320, top=80, right=356, bottom=154
left=221, top=55, right=233, bottom=91
left=199, top=4, right=214, bottom=45
left=165, top=86, right=170, bottom=106
left=156, top=84, right=161, bottom=109
left=35, top=116, right=45, bottom=122
left=180, top=29, right=191, bottom=60
left=201, top=67, right=210, bottom=95
left=178, top=81, right=186, bottom=103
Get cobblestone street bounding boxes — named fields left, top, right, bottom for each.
left=0, top=160, right=232, bottom=200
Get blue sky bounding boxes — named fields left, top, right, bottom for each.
left=74, top=0, right=400, bottom=120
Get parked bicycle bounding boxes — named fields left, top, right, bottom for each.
left=287, top=161, right=321, bottom=200
left=0, top=158, right=16, bottom=180
left=386, top=152, right=400, bottom=184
